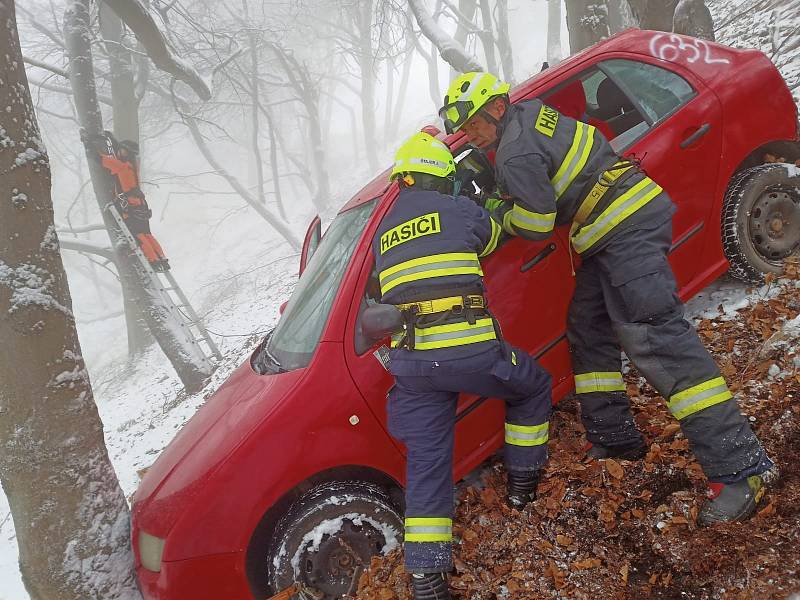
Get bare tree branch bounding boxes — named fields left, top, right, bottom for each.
left=23, top=55, right=68, bottom=78
left=101, top=0, right=212, bottom=100
left=409, top=0, right=483, bottom=73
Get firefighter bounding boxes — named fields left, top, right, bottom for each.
left=375, top=132, right=552, bottom=599
left=438, top=72, right=775, bottom=526
left=82, top=130, right=170, bottom=271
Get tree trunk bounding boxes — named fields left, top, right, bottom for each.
left=495, top=0, right=515, bottom=82
left=450, top=0, right=477, bottom=79
left=264, top=107, right=287, bottom=220
left=357, top=0, right=379, bottom=172
left=99, top=2, right=151, bottom=355
left=564, top=0, right=611, bottom=53
left=607, top=0, right=638, bottom=33
left=672, top=0, right=715, bottom=41
left=626, top=0, right=680, bottom=32
left=0, top=3, right=141, bottom=599
left=478, top=0, right=499, bottom=75
left=547, top=0, right=564, bottom=65
left=249, top=33, right=267, bottom=205
left=65, top=0, right=212, bottom=392
left=389, top=47, right=414, bottom=141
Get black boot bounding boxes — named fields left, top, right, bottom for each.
left=411, top=572, right=451, bottom=600
left=506, top=470, right=540, bottom=509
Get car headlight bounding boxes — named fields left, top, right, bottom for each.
left=138, top=530, right=166, bottom=572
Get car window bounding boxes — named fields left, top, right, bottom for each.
left=544, top=59, right=697, bottom=152
left=265, top=199, right=378, bottom=371
left=601, top=59, right=695, bottom=125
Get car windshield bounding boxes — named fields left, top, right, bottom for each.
left=266, top=199, right=378, bottom=371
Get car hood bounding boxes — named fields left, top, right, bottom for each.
left=133, top=358, right=306, bottom=537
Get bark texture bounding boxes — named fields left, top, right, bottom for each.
left=0, top=3, right=141, bottom=598
left=673, top=0, right=715, bottom=40
left=565, top=0, right=612, bottom=53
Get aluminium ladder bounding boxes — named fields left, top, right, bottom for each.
left=106, top=202, right=222, bottom=371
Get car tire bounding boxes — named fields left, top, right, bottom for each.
left=722, top=163, right=800, bottom=283
left=267, top=481, right=403, bottom=599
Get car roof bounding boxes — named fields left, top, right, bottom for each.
left=337, top=28, right=747, bottom=213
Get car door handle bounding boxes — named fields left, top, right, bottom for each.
left=679, top=123, right=711, bottom=149
left=521, top=243, right=556, bottom=272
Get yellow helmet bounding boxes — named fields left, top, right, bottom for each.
left=390, top=132, right=456, bottom=181
left=439, top=72, right=510, bottom=134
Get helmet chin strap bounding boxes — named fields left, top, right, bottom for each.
left=475, top=97, right=509, bottom=150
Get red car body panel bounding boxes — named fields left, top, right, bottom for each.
left=132, top=29, right=798, bottom=599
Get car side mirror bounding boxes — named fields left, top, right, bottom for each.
left=361, top=304, right=404, bottom=342
left=299, top=215, right=321, bottom=276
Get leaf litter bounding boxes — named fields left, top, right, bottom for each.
left=356, top=260, right=800, bottom=599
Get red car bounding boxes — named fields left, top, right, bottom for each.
left=131, top=30, right=800, bottom=599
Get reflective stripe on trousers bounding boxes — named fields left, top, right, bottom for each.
left=505, top=422, right=549, bottom=446
left=404, top=517, right=453, bottom=543
left=378, top=252, right=483, bottom=295
left=668, top=376, right=733, bottom=420
left=574, top=371, right=626, bottom=394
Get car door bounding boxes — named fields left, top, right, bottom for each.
left=542, top=56, right=723, bottom=288
left=344, top=188, right=575, bottom=479
left=601, top=56, right=724, bottom=288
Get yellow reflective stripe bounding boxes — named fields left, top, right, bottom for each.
left=668, top=376, right=732, bottom=420
left=413, top=317, right=496, bottom=350
left=379, top=252, right=479, bottom=280
left=574, top=371, right=626, bottom=394
left=379, top=252, right=483, bottom=295
left=505, top=422, right=549, bottom=446
left=509, top=204, right=556, bottom=234
left=502, top=209, right=516, bottom=235
left=571, top=178, right=663, bottom=253
left=479, top=218, right=503, bottom=257
left=551, top=122, right=595, bottom=199
left=405, top=517, right=452, bottom=543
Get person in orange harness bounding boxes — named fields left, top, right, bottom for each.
left=82, top=130, right=170, bottom=271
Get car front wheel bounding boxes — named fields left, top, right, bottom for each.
left=722, top=163, right=800, bottom=283
left=267, top=481, right=403, bottom=599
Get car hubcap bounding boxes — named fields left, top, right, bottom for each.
left=299, top=519, right=386, bottom=598
left=750, top=188, right=800, bottom=261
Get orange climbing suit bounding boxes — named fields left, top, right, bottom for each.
left=100, top=154, right=168, bottom=265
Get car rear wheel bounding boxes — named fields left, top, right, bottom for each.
left=268, top=481, right=403, bottom=599
left=722, top=163, right=800, bottom=283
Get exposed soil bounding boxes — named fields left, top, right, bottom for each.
left=356, top=264, right=800, bottom=600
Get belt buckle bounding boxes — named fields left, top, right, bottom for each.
left=464, top=295, right=483, bottom=310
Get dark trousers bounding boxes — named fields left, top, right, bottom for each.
left=567, top=218, right=771, bottom=482
left=387, top=342, right=551, bottom=573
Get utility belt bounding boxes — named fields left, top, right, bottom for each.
left=114, top=189, right=151, bottom=219
left=568, top=157, right=661, bottom=258
left=571, top=159, right=640, bottom=234
left=391, top=293, right=501, bottom=351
